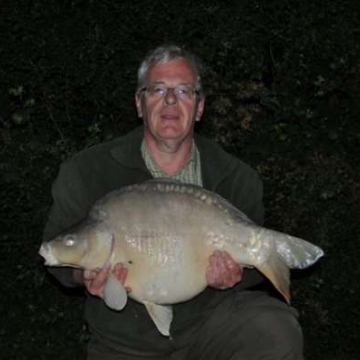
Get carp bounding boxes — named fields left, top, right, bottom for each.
left=39, top=179, right=324, bottom=336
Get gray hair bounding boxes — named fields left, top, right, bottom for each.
left=137, top=45, right=204, bottom=97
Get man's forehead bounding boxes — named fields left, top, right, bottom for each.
left=147, top=59, right=196, bottom=84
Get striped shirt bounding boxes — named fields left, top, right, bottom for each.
left=141, top=140, right=203, bottom=187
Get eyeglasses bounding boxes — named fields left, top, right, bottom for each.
left=139, top=84, right=199, bottom=100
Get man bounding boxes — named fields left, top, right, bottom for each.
left=44, top=45, right=303, bottom=359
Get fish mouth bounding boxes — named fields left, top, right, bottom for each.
left=39, top=243, right=59, bottom=266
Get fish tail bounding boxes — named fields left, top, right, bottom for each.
left=256, top=250, right=291, bottom=303
left=268, top=230, right=324, bottom=269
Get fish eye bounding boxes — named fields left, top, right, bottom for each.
left=64, top=235, right=76, bottom=247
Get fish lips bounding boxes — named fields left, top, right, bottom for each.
left=39, top=243, right=60, bottom=266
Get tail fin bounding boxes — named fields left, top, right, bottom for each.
left=267, top=229, right=324, bottom=269
left=255, top=229, right=323, bottom=303
left=256, top=249, right=291, bottom=303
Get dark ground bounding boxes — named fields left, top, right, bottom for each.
left=1, top=1, right=360, bottom=359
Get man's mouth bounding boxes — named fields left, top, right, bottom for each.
left=161, top=114, right=179, bottom=120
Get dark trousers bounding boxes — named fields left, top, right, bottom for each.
left=87, top=290, right=303, bottom=360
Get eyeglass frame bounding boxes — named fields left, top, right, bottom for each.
left=138, top=84, right=201, bottom=101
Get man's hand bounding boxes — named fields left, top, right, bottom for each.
left=206, top=250, right=242, bottom=289
left=81, top=263, right=131, bottom=298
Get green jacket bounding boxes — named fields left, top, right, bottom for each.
left=44, top=126, right=265, bottom=355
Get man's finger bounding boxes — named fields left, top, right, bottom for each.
left=112, top=263, right=132, bottom=292
left=94, top=265, right=111, bottom=284
left=112, top=263, right=128, bottom=284
left=85, top=265, right=111, bottom=296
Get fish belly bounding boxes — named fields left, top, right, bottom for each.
left=112, top=229, right=212, bottom=304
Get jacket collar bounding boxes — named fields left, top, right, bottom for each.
left=110, top=126, right=147, bottom=170
left=110, top=126, right=238, bottom=190
left=194, top=134, right=238, bottom=190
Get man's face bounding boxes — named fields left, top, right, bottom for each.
left=135, top=59, right=204, bottom=147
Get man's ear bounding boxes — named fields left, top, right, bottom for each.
left=135, top=92, right=143, bottom=118
left=196, top=98, right=205, bottom=121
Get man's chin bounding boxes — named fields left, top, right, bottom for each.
left=157, top=126, right=184, bottom=140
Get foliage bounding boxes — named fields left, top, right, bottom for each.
left=1, top=0, right=360, bottom=359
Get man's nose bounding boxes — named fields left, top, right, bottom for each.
left=164, top=88, right=177, bottom=105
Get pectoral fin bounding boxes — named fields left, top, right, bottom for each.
left=143, top=301, right=173, bottom=336
left=103, top=273, right=128, bottom=310
left=256, top=251, right=291, bottom=303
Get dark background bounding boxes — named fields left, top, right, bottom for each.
left=1, top=1, right=359, bottom=359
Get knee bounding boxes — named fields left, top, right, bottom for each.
left=249, top=305, right=304, bottom=358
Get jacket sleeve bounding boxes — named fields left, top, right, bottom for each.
left=42, top=157, right=91, bottom=287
